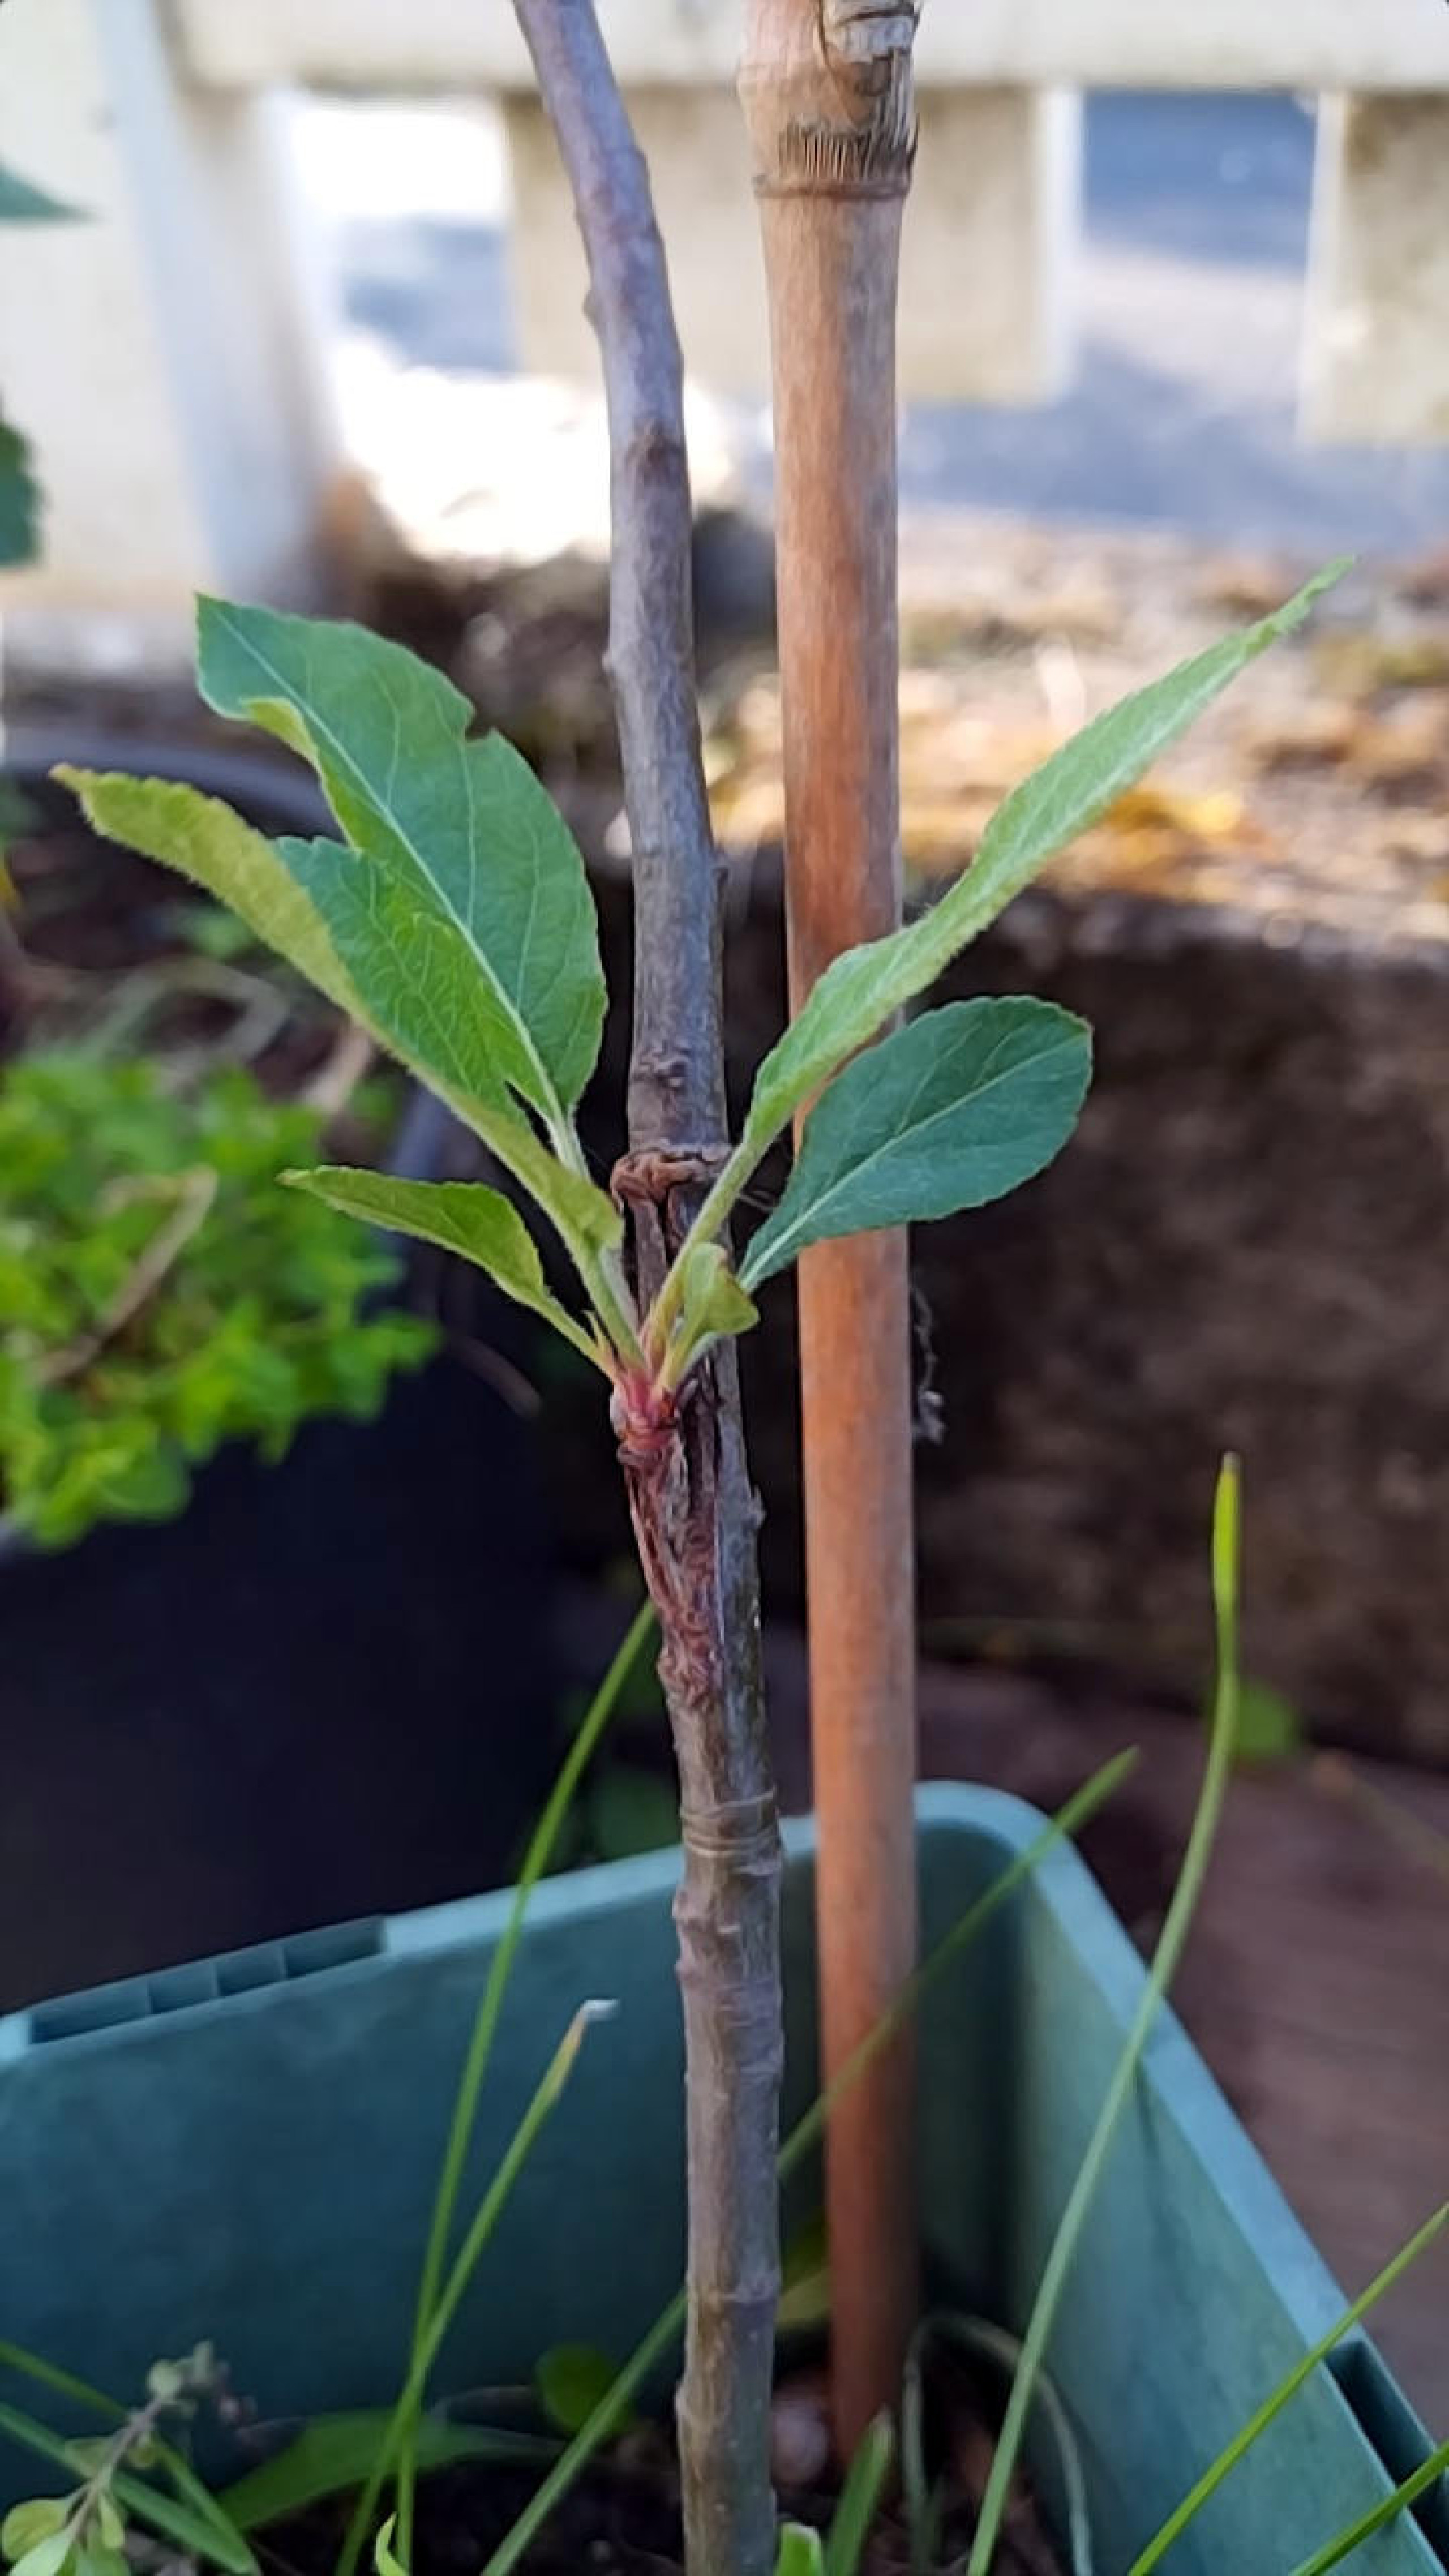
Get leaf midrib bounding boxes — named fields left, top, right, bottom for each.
left=216, top=607, right=563, bottom=1122
left=758, top=1021, right=1082, bottom=1266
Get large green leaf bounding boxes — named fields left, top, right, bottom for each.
left=737, top=565, right=1343, bottom=1172
left=741, top=998, right=1090, bottom=1288
left=55, top=769, right=619, bottom=1259
left=0, top=413, right=40, bottom=568
left=195, top=599, right=606, bottom=1121
left=220, top=2414, right=556, bottom=2533
left=284, top=1168, right=606, bottom=1367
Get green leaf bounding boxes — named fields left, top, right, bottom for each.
left=534, top=2347, right=638, bottom=2440
left=195, top=599, right=605, bottom=1121
left=1231, top=1675, right=1304, bottom=1767
left=74, top=2545, right=126, bottom=2576
left=282, top=1169, right=605, bottom=1369
left=0, top=414, right=40, bottom=569
left=374, top=2518, right=406, bottom=2576
left=54, top=771, right=357, bottom=1015
left=736, top=568, right=1343, bottom=1178
left=775, top=2527, right=825, bottom=2576
left=826, top=2416, right=894, bottom=2576
left=0, top=2403, right=255, bottom=2576
left=7, top=2534, right=71, bottom=2576
left=657, top=1239, right=759, bottom=1378
left=220, top=2414, right=556, bottom=2534
left=0, top=164, right=83, bottom=223
left=743, top=997, right=1090, bottom=1289
left=55, top=769, right=619, bottom=1261
left=2, top=2504, right=70, bottom=2562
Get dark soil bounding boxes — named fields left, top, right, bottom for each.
left=260, top=2371, right=1064, bottom=2576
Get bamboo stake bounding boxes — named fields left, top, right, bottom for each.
left=740, top=0, right=922, bottom=2451
left=514, top=11, right=782, bottom=2575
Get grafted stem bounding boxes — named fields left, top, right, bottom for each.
left=512, top=9, right=783, bottom=2574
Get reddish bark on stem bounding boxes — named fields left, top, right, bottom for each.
left=740, top=0, right=922, bottom=2454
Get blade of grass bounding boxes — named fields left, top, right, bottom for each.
left=1284, top=2437, right=1449, bottom=2576
left=825, top=2413, right=894, bottom=2576
left=0, top=2402, right=255, bottom=2575
left=335, top=2000, right=616, bottom=2576
left=1126, top=2202, right=1449, bottom=2575
left=966, top=1457, right=1244, bottom=2576
left=477, top=1747, right=1137, bottom=2576
left=335, top=1599, right=653, bottom=2576
left=776, top=2527, right=826, bottom=2576
left=0, top=2345, right=128, bottom=2425
left=902, top=2317, right=1092, bottom=2576
left=900, top=2326, right=940, bottom=2576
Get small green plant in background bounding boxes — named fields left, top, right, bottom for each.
left=0, top=2341, right=254, bottom=2576
left=0, top=1051, right=433, bottom=1547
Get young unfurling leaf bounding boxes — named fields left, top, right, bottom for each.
left=741, top=998, right=1090, bottom=1289
left=655, top=1241, right=759, bottom=1383
left=283, top=1169, right=607, bottom=1371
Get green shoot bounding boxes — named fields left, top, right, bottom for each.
left=825, top=2414, right=895, bottom=2576
left=902, top=2316, right=1092, bottom=2576
left=965, top=1457, right=1244, bottom=2576
left=775, top=2527, right=825, bottom=2576
left=1284, top=2437, right=1449, bottom=2576
left=332, top=1602, right=653, bottom=2576
left=329, top=2002, right=606, bottom=2574
left=1126, top=2203, right=1449, bottom=2575
left=0, top=2342, right=248, bottom=2566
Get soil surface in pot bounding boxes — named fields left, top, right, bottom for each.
left=257, top=2359, right=1064, bottom=2576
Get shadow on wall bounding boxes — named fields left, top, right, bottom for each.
left=547, top=852, right=1449, bottom=1769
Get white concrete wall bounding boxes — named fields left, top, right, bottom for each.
left=172, top=0, right=1449, bottom=94
left=5, top=0, right=1449, bottom=646
left=1303, top=93, right=1449, bottom=444
left=0, top=0, right=340, bottom=661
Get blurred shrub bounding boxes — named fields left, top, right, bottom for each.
left=0, top=1053, right=435, bottom=1547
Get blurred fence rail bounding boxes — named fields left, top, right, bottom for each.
left=2, top=0, right=1448, bottom=636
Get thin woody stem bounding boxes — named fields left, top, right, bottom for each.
left=512, top=11, right=783, bottom=2576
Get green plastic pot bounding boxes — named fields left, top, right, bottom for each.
left=0, top=1786, right=1442, bottom=2575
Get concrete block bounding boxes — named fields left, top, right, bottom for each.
left=1302, top=93, right=1449, bottom=444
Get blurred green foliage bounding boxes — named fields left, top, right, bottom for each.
left=0, top=1053, right=435, bottom=1548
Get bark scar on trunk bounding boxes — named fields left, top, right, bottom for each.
left=742, top=1, right=920, bottom=198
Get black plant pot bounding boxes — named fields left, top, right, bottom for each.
left=0, top=737, right=558, bottom=2011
